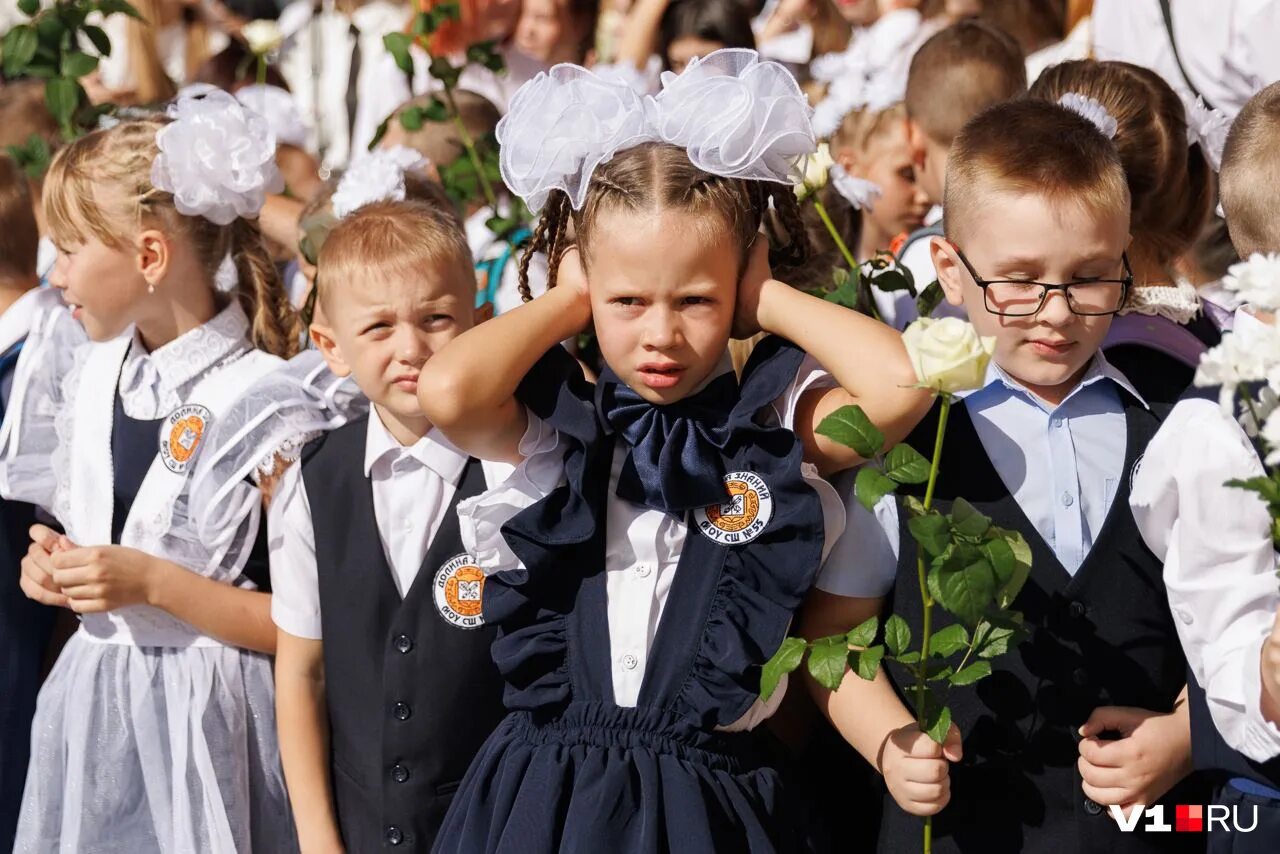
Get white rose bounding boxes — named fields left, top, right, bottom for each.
left=794, top=142, right=834, bottom=201
left=1194, top=320, right=1280, bottom=415
left=1223, top=253, right=1280, bottom=313
left=242, top=19, right=284, bottom=56
left=902, top=317, right=996, bottom=395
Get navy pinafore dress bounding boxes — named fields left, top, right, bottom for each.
left=434, top=337, right=829, bottom=853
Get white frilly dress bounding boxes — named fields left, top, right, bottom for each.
left=0, top=291, right=297, bottom=854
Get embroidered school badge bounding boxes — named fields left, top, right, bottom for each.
left=694, top=471, right=774, bottom=546
left=433, top=554, right=486, bottom=629
left=158, top=404, right=212, bottom=474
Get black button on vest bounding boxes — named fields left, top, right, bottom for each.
left=876, top=396, right=1210, bottom=854
left=303, top=416, right=507, bottom=853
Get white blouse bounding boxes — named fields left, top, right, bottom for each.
left=459, top=354, right=847, bottom=729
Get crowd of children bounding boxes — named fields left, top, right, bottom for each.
left=3, top=1, right=1280, bottom=852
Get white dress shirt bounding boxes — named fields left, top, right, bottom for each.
left=1130, top=308, right=1280, bottom=763
left=268, top=405, right=514, bottom=639
left=818, top=353, right=1145, bottom=598
left=459, top=354, right=847, bottom=726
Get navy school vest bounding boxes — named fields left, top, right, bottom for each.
left=302, top=416, right=507, bottom=852
left=877, top=394, right=1209, bottom=854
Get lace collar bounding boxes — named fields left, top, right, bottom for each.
left=1119, top=280, right=1202, bottom=325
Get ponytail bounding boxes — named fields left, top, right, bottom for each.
left=228, top=218, right=301, bottom=359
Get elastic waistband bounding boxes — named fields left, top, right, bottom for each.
left=1228, top=777, right=1280, bottom=801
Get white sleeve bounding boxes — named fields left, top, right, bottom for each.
left=815, top=469, right=901, bottom=598
left=1131, top=397, right=1280, bottom=762
left=458, top=411, right=565, bottom=575
left=267, top=462, right=323, bottom=640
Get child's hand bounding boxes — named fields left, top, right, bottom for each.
left=19, top=525, right=69, bottom=608
left=880, top=722, right=963, bottom=816
left=49, top=544, right=163, bottom=614
left=733, top=236, right=774, bottom=339
left=1078, top=705, right=1192, bottom=813
left=556, top=247, right=592, bottom=304
left=1260, top=606, right=1280, bottom=726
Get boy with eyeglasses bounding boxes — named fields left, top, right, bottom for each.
left=802, top=99, right=1205, bottom=853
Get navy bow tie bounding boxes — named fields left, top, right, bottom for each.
left=595, top=366, right=740, bottom=514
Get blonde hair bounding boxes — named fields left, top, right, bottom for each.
left=1221, top=82, right=1280, bottom=257
left=0, top=156, right=39, bottom=281
left=316, top=198, right=475, bottom=311
left=944, top=99, right=1130, bottom=243
left=831, top=102, right=909, bottom=159
left=1029, top=60, right=1212, bottom=270
left=44, top=117, right=300, bottom=357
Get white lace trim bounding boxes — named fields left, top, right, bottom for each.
left=1120, top=280, right=1203, bottom=325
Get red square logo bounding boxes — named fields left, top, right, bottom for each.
left=1176, top=804, right=1204, bottom=832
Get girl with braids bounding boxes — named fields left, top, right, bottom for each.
left=0, top=91, right=299, bottom=852
left=418, top=49, right=928, bottom=852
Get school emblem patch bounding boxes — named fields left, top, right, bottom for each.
left=158, top=404, right=212, bottom=474
left=433, top=554, right=486, bottom=629
left=694, top=471, right=774, bottom=546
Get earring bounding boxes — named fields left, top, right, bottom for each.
left=147, top=283, right=155, bottom=295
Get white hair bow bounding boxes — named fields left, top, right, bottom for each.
left=497, top=48, right=816, bottom=212
left=1057, top=93, right=1119, bottom=140
left=332, top=146, right=430, bottom=219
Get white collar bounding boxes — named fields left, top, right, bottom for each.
left=1233, top=305, right=1273, bottom=336
left=0, top=287, right=45, bottom=355
left=964, top=350, right=1148, bottom=412
left=1118, top=280, right=1203, bottom=325
left=124, top=299, right=251, bottom=391
left=363, top=404, right=468, bottom=481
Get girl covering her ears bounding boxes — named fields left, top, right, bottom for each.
left=417, top=49, right=929, bottom=852
left=0, top=90, right=300, bottom=852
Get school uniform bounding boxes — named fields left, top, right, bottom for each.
left=0, top=289, right=55, bottom=851
left=434, top=338, right=847, bottom=852
left=0, top=296, right=296, bottom=853
left=1131, top=311, right=1280, bottom=852
left=818, top=354, right=1206, bottom=853
left=268, top=407, right=510, bottom=852
left=1104, top=282, right=1222, bottom=406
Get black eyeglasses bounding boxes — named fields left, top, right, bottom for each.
left=953, top=247, right=1132, bottom=318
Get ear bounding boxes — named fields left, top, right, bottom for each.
left=929, top=237, right=967, bottom=307
left=135, top=228, right=170, bottom=287
left=309, top=322, right=352, bottom=378
left=832, top=143, right=860, bottom=175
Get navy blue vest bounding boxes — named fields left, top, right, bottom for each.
left=302, top=417, right=506, bottom=852
left=877, top=394, right=1208, bottom=854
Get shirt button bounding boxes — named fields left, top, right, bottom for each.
left=394, top=634, right=413, bottom=654
left=635, top=564, right=652, bottom=578
left=1052, top=417, right=1064, bottom=429
left=393, top=701, right=412, bottom=721
left=1176, top=608, right=1194, bottom=626
left=386, top=825, right=404, bottom=846
left=391, top=763, right=410, bottom=784
left=1083, top=798, right=1103, bottom=816
left=402, top=518, right=413, bottom=531
left=621, top=654, right=639, bottom=670
left=1072, top=668, right=1089, bottom=687
left=1061, top=492, right=1075, bottom=507
left=1068, top=601, right=1087, bottom=619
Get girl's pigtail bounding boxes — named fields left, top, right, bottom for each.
left=229, top=218, right=301, bottom=359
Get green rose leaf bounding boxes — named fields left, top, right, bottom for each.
left=915, top=280, right=944, bottom=319
left=993, top=529, right=1031, bottom=608
left=97, top=0, right=144, bottom=21
left=816, top=404, right=885, bottom=459
left=902, top=495, right=927, bottom=518
left=884, top=614, right=911, bottom=657
left=81, top=24, right=112, bottom=56
left=411, top=11, right=434, bottom=35
left=846, top=615, right=879, bottom=649
left=44, top=76, right=82, bottom=131
left=35, top=13, right=66, bottom=43
left=428, top=55, right=461, bottom=87
left=928, top=550, right=996, bottom=626
left=907, top=512, right=950, bottom=557
left=422, top=96, right=449, bottom=122
left=855, top=466, right=897, bottom=513
left=950, top=497, right=992, bottom=539
left=466, top=40, right=503, bottom=72
left=398, top=106, right=424, bottom=131
left=761, top=636, right=807, bottom=701
left=2, top=25, right=39, bottom=77
left=367, top=116, right=391, bottom=151
left=923, top=699, right=952, bottom=745
left=928, top=622, right=970, bottom=658
left=807, top=636, right=849, bottom=691
left=974, top=621, right=1019, bottom=659
left=433, top=1, right=462, bottom=22
left=884, top=443, right=931, bottom=485
left=950, top=661, right=994, bottom=686
left=979, top=536, right=1016, bottom=586
left=853, top=644, right=885, bottom=681
left=895, top=650, right=921, bottom=665
left=384, top=32, right=414, bottom=74
left=18, top=0, right=40, bottom=16
left=60, top=50, right=98, bottom=78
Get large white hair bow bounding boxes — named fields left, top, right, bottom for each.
left=497, top=48, right=816, bottom=212
left=151, top=87, right=284, bottom=225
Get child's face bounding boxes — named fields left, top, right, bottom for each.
left=907, top=119, right=948, bottom=208
left=48, top=231, right=153, bottom=342
left=666, top=37, right=726, bottom=75
left=312, top=263, right=477, bottom=429
left=586, top=208, right=738, bottom=406
left=840, top=121, right=931, bottom=248
left=514, top=0, right=583, bottom=65
left=932, top=189, right=1131, bottom=404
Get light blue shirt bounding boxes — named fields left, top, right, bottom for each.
left=817, top=354, right=1148, bottom=597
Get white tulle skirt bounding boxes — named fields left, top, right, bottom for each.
left=13, top=631, right=297, bottom=853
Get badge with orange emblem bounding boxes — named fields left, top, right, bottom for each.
left=433, top=554, right=486, bottom=629
left=693, top=471, right=774, bottom=546
left=158, top=404, right=212, bottom=474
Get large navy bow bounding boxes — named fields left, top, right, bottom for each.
left=595, top=366, right=740, bottom=514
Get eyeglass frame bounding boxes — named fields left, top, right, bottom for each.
left=950, top=244, right=1133, bottom=317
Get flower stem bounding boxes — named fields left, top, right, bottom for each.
left=914, top=394, right=951, bottom=854
left=255, top=55, right=266, bottom=85
left=812, top=197, right=881, bottom=322
left=440, top=79, right=499, bottom=211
